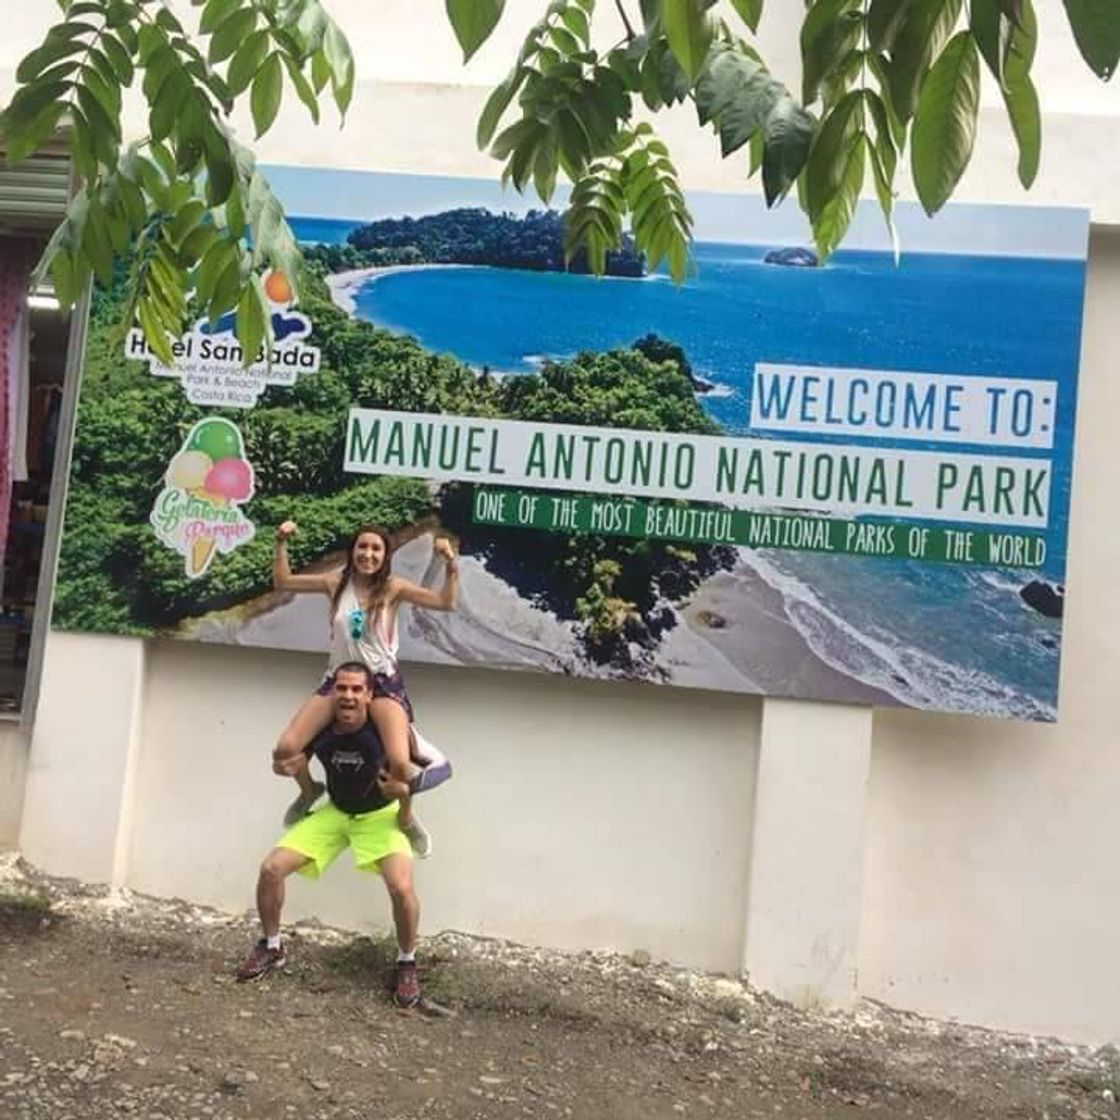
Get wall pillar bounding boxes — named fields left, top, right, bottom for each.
left=742, top=697, right=873, bottom=1008
left=19, top=631, right=146, bottom=887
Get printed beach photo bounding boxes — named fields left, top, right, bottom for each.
left=54, top=167, right=1088, bottom=721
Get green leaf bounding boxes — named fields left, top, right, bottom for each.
left=887, top=0, right=963, bottom=122
left=137, top=296, right=174, bottom=365
left=150, top=69, right=192, bottom=142
left=761, top=96, right=815, bottom=205
left=200, top=0, right=241, bottom=35
left=533, top=137, right=559, bottom=202
left=210, top=253, right=244, bottom=318
left=1061, top=0, right=1120, bottom=80
left=250, top=53, right=283, bottom=138
left=203, top=129, right=235, bottom=207
left=561, top=6, right=591, bottom=43
left=323, top=19, right=355, bottom=114
left=3, top=81, right=72, bottom=134
left=75, top=84, right=120, bottom=164
left=15, top=35, right=86, bottom=83
left=102, top=35, right=135, bottom=86
left=4, top=102, right=67, bottom=166
left=911, top=31, right=980, bottom=214
left=804, top=91, right=861, bottom=218
left=282, top=55, right=321, bottom=124
left=50, top=250, right=81, bottom=310
left=446, top=0, right=506, bottom=62
left=812, top=132, right=864, bottom=260
left=196, top=238, right=233, bottom=305
left=867, top=51, right=907, bottom=148
left=225, top=185, right=246, bottom=239
left=180, top=223, right=218, bottom=267
left=970, top=0, right=1007, bottom=84
left=865, top=90, right=898, bottom=177
left=235, top=274, right=269, bottom=366
left=80, top=64, right=123, bottom=122
left=801, top=0, right=862, bottom=104
left=81, top=196, right=115, bottom=285
left=663, top=0, right=716, bottom=81
left=208, top=8, right=257, bottom=64
left=865, top=134, right=899, bottom=260
left=748, top=128, right=764, bottom=176
left=1002, top=0, right=1040, bottom=186
left=477, top=69, right=524, bottom=148
left=227, top=30, right=270, bottom=95
left=169, top=199, right=208, bottom=245
left=310, top=48, right=330, bottom=93
left=868, top=0, right=913, bottom=52
left=549, top=25, right=580, bottom=55
left=1003, top=67, right=1040, bottom=186
left=695, top=48, right=785, bottom=157
left=731, top=0, right=764, bottom=32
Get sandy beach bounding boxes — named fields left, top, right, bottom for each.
left=667, top=556, right=900, bottom=707
left=325, top=263, right=475, bottom=315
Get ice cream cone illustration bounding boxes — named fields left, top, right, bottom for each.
left=156, top=419, right=256, bottom=579
left=184, top=488, right=229, bottom=575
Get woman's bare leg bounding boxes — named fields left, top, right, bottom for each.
left=276, top=692, right=335, bottom=821
left=370, top=697, right=432, bottom=857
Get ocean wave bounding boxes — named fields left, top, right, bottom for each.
left=699, top=380, right=734, bottom=399
left=742, top=552, right=1057, bottom=721
left=976, top=571, right=1028, bottom=595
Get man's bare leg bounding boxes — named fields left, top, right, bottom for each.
left=237, top=847, right=309, bottom=981
left=379, top=853, right=421, bottom=1007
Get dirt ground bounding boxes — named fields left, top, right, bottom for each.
left=1, top=855, right=1117, bottom=1120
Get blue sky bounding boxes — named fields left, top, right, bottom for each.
left=262, top=164, right=1089, bottom=261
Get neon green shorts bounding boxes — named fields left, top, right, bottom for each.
left=277, top=801, right=411, bottom=879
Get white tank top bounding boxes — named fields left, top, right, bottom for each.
left=327, top=579, right=398, bottom=676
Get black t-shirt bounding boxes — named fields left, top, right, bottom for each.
left=304, top=720, right=390, bottom=815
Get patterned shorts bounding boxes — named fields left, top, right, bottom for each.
left=315, top=665, right=414, bottom=722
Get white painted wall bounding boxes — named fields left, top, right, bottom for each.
left=858, top=227, right=1120, bottom=1044
left=86, top=635, right=757, bottom=973
left=4, top=4, right=1120, bottom=1042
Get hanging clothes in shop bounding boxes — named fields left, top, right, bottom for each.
left=8, top=298, right=29, bottom=483
left=26, top=384, right=62, bottom=475
left=0, top=238, right=36, bottom=566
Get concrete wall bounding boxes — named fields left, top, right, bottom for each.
left=858, top=227, right=1120, bottom=1044
left=20, top=633, right=758, bottom=974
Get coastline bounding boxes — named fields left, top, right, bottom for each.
left=666, top=558, right=901, bottom=707
left=325, top=263, right=476, bottom=314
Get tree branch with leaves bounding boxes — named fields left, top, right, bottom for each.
left=1, top=0, right=1117, bottom=365
left=1, top=0, right=354, bottom=365
left=457, top=0, right=1117, bottom=276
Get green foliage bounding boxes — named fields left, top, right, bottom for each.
left=55, top=262, right=730, bottom=664
left=3, top=0, right=1112, bottom=385
left=459, top=0, right=1111, bottom=268
left=1, top=0, right=355, bottom=365
left=336, top=206, right=644, bottom=277
left=53, top=268, right=503, bottom=634
left=437, top=336, right=731, bottom=662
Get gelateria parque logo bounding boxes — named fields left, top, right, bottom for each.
left=149, top=418, right=256, bottom=579
left=125, top=270, right=321, bottom=409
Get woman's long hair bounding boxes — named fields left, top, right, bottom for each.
left=329, top=524, right=394, bottom=624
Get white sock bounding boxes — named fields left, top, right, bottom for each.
left=266, top=934, right=282, bottom=951
left=397, top=949, right=415, bottom=964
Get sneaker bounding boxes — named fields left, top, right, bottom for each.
left=393, top=960, right=421, bottom=1008
left=401, top=816, right=433, bottom=859
left=283, top=780, right=326, bottom=827
left=236, top=938, right=285, bottom=982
